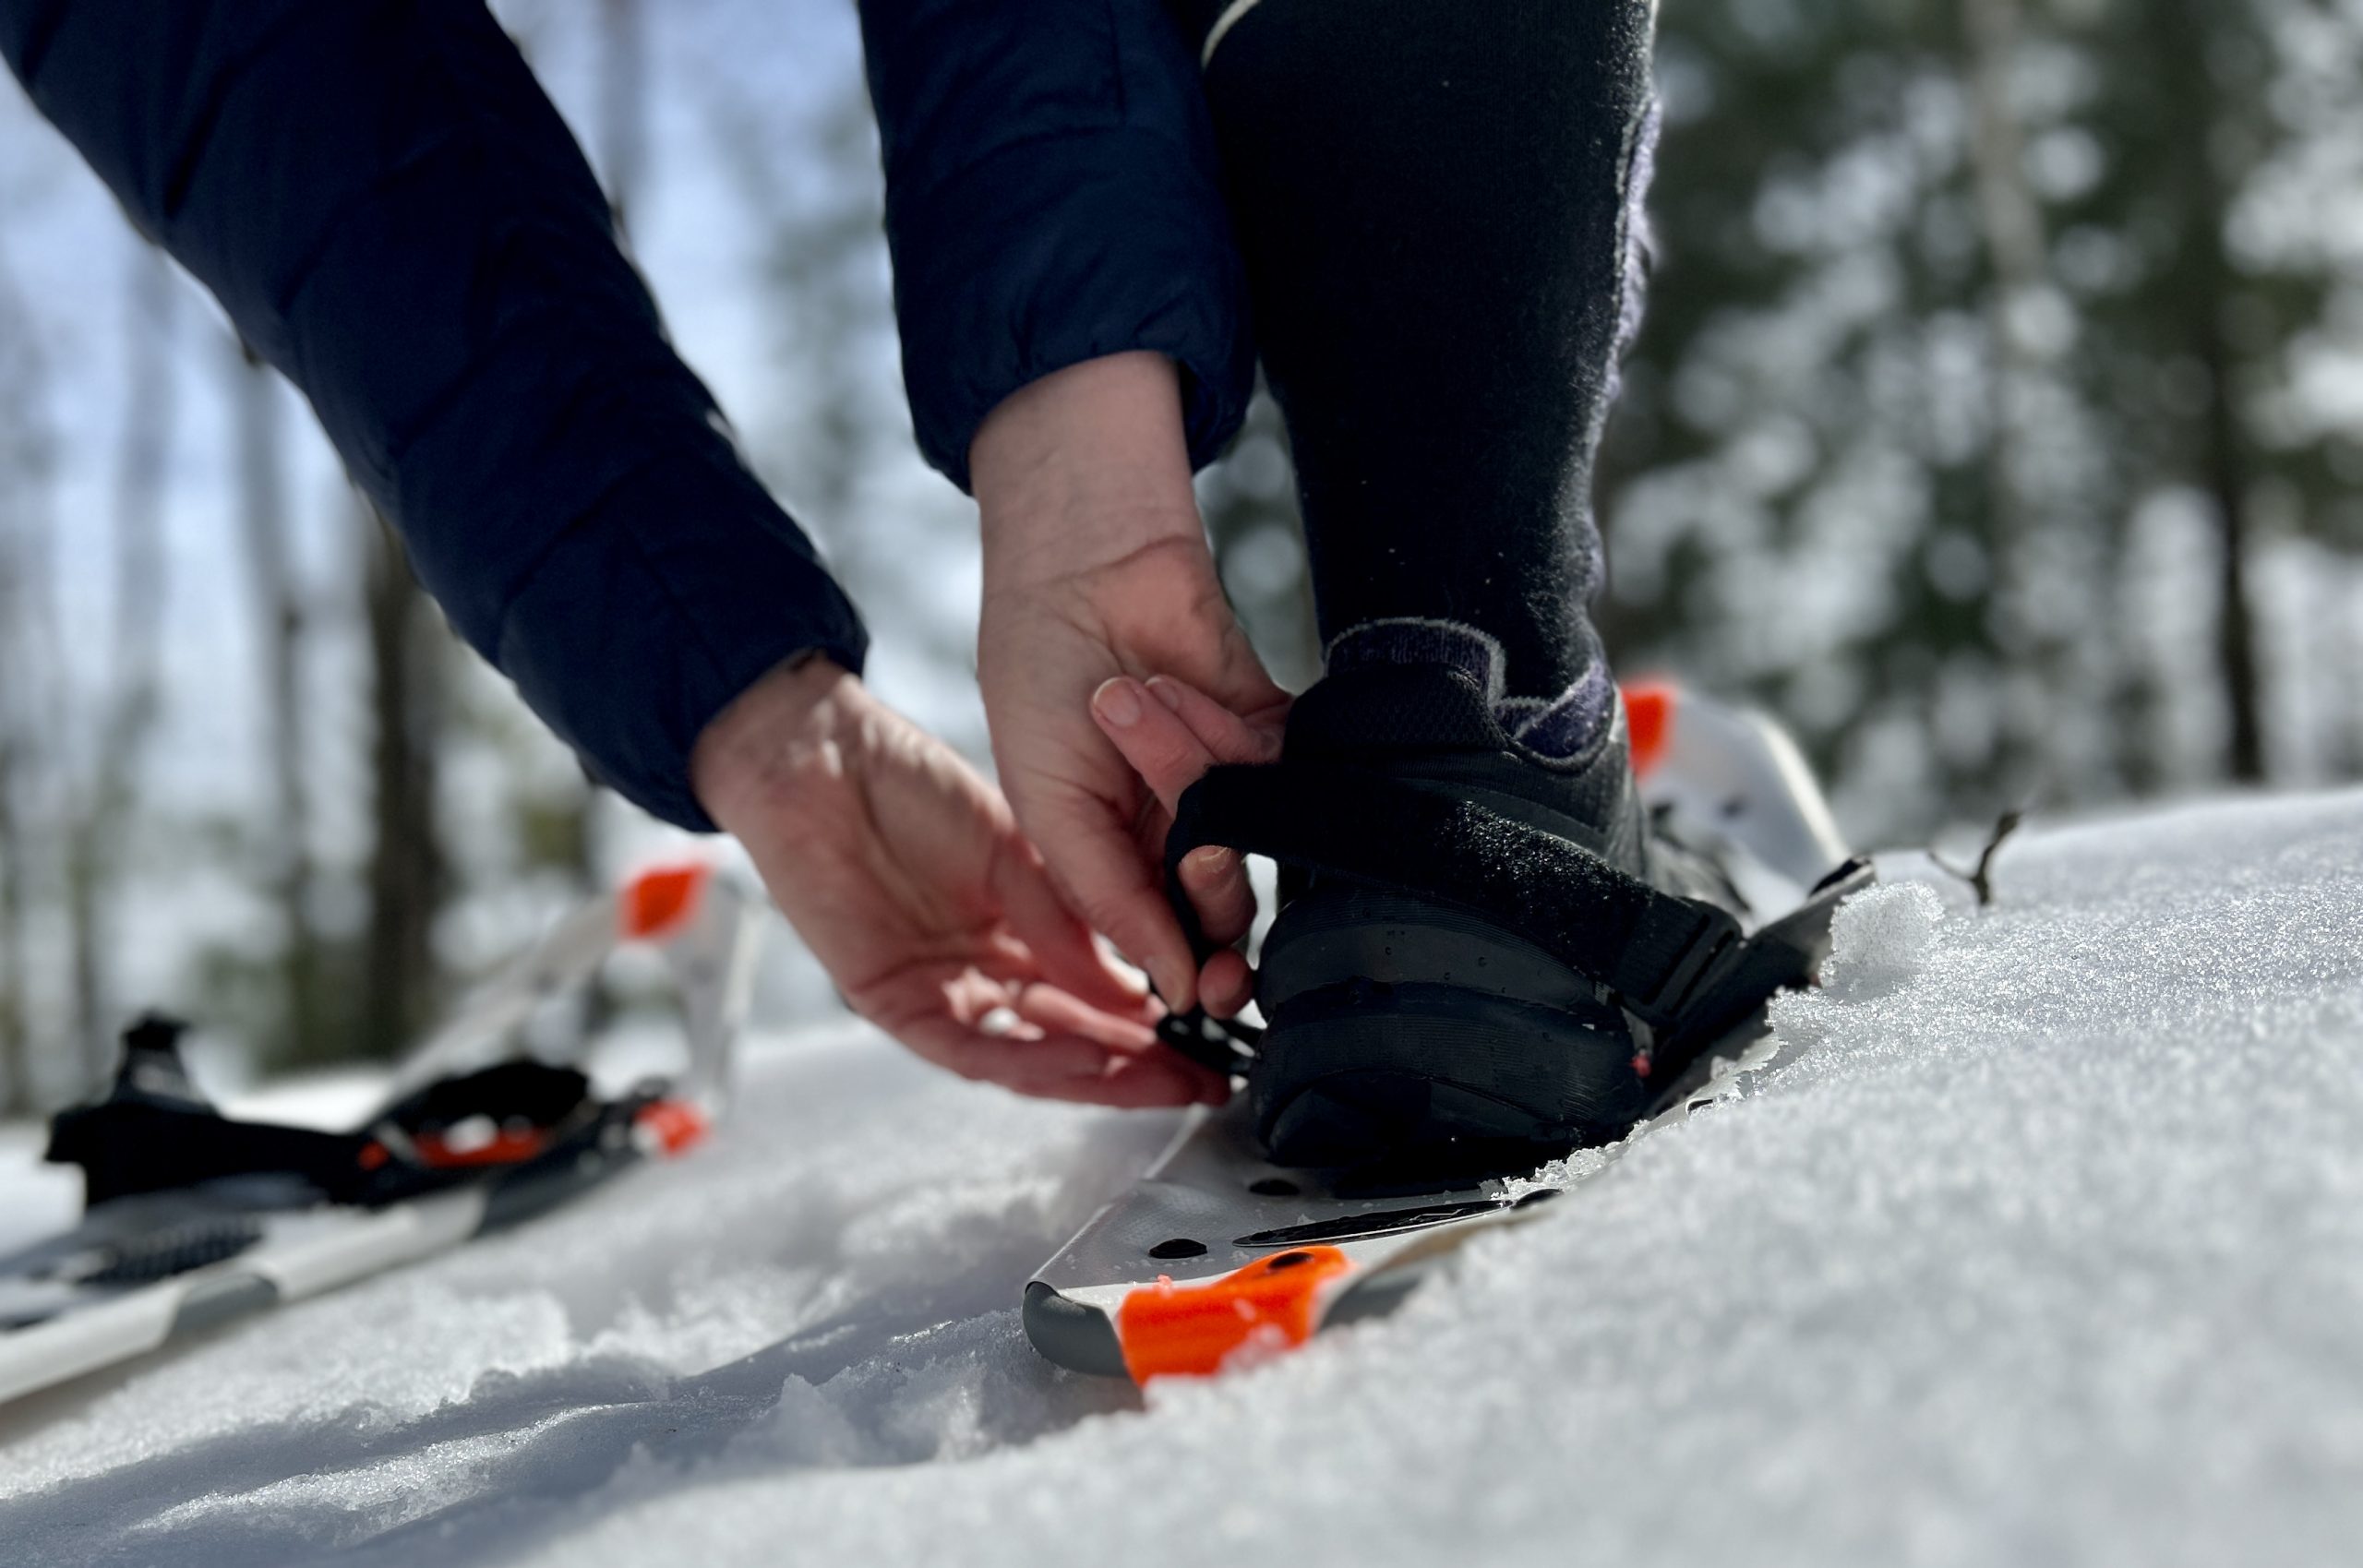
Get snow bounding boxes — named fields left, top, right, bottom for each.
left=7, top=791, right=2363, bottom=1566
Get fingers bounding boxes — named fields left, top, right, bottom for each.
left=1093, top=675, right=1262, bottom=968
left=1091, top=676, right=1214, bottom=818
left=906, top=1021, right=1106, bottom=1085
left=1177, top=844, right=1255, bottom=947
left=1087, top=673, right=1283, bottom=815
left=1008, top=979, right=1157, bottom=1052
left=1052, top=810, right=1203, bottom=1013
left=1199, top=949, right=1255, bottom=1020
left=1146, top=674, right=1285, bottom=765
left=993, top=835, right=1159, bottom=1021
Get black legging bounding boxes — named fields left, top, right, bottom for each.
left=1175, top=0, right=1658, bottom=731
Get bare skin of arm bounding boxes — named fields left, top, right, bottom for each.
left=969, top=352, right=1289, bottom=1019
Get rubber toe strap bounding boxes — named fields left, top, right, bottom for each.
left=1166, top=762, right=1746, bottom=1031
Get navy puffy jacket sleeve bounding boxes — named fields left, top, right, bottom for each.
left=857, top=0, right=1254, bottom=490
left=0, top=0, right=869, bottom=831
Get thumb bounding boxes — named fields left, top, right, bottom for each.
left=1089, top=674, right=1279, bottom=816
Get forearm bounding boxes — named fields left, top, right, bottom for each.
left=971, top=352, right=1205, bottom=592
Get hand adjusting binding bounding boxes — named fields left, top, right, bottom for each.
left=1158, top=761, right=1756, bottom=1042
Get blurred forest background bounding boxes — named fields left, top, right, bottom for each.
left=1, top=0, right=2359, bottom=1114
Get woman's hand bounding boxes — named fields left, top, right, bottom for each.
left=1088, top=671, right=1283, bottom=1018
left=970, top=352, right=1289, bottom=1015
left=692, top=655, right=1228, bottom=1107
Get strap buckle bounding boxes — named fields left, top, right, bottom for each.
left=1618, top=904, right=1745, bottom=1031
left=1156, top=1008, right=1261, bottom=1076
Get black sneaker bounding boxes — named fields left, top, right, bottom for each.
left=1244, top=654, right=1667, bottom=1169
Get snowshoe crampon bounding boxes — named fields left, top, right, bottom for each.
left=1025, top=685, right=1872, bottom=1382
left=0, top=864, right=758, bottom=1406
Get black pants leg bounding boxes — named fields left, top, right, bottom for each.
left=1178, top=0, right=1659, bottom=752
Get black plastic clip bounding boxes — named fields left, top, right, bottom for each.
left=1156, top=1007, right=1262, bottom=1077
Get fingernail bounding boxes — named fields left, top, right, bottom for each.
left=1092, top=677, right=1143, bottom=729
left=1146, top=676, right=1184, bottom=712
left=1184, top=845, right=1238, bottom=880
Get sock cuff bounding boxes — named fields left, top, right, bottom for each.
left=1325, top=618, right=1506, bottom=702
left=1325, top=617, right=1614, bottom=760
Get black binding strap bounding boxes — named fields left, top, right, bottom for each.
left=47, top=1017, right=602, bottom=1208
left=1164, top=762, right=1746, bottom=1031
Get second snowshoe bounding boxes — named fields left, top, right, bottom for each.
left=0, top=864, right=756, bottom=1407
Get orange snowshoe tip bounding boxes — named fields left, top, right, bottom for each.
left=1117, top=1246, right=1356, bottom=1380
left=621, top=863, right=709, bottom=940
left=634, top=1098, right=712, bottom=1156
left=1620, top=681, right=1677, bottom=779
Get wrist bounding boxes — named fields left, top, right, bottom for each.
left=690, top=653, right=867, bottom=839
left=971, top=351, right=1207, bottom=592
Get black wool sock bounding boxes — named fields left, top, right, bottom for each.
left=1181, top=0, right=1659, bottom=752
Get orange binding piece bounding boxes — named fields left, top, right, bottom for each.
left=634, top=1098, right=711, bottom=1156
left=1621, top=681, right=1677, bottom=781
left=621, top=863, right=709, bottom=941
left=412, top=1126, right=550, bottom=1169
left=1116, top=1246, right=1357, bottom=1380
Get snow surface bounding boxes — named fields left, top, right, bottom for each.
left=7, top=792, right=2363, bottom=1566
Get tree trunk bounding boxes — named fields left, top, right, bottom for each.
left=1962, top=0, right=2049, bottom=388
left=0, top=752, right=27, bottom=1112
left=2157, top=0, right=2268, bottom=784
left=2203, top=340, right=2265, bottom=783
left=67, top=250, right=177, bottom=1083
left=598, top=0, right=648, bottom=245
left=0, top=437, right=30, bottom=1111
left=1961, top=0, right=2069, bottom=787
left=361, top=509, right=444, bottom=1061
left=0, top=249, right=56, bottom=1110
left=232, top=342, right=324, bottom=1062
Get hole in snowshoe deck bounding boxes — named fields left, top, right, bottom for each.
left=1147, top=1238, right=1208, bottom=1260
left=1248, top=1177, right=1301, bottom=1197
left=1267, top=1250, right=1317, bottom=1270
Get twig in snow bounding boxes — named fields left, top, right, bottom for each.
left=1931, top=808, right=2023, bottom=908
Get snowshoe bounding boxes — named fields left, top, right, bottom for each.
left=1026, top=682, right=1871, bottom=1381
left=0, top=864, right=757, bottom=1407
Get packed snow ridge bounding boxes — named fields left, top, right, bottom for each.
left=6, top=790, right=2363, bottom=1568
